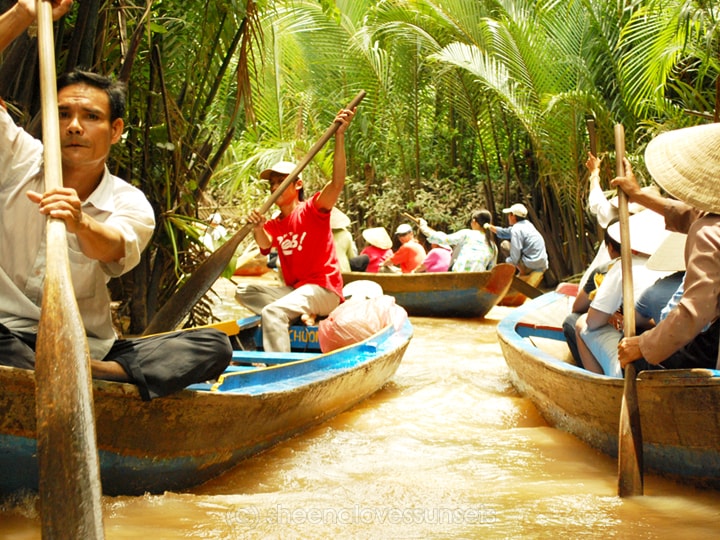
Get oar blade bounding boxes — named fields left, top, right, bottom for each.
left=36, top=222, right=104, bottom=538
left=618, top=364, right=644, bottom=497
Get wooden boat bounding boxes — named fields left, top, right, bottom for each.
left=342, top=263, right=516, bottom=317
left=0, top=317, right=412, bottom=497
left=497, top=289, right=720, bottom=489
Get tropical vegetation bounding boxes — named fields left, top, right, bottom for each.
left=0, top=0, right=717, bottom=331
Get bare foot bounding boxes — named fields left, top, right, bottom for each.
left=301, top=313, right=316, bottom=326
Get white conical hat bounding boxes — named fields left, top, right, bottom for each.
left=645, top=123, right=720, bottom=214
left=362, top=227, right=392, bottom=249
left=330, top=208, right=351, bottom=229
left=607, top=209, right=670, bottom=256
left=646, top=231, right=687, bottom=272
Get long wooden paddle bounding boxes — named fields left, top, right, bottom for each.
left=143, top=91, right=366, bottom=335
left=34, top=1, right=105, bottom=537
left=403, top=211, right=542, bottom=299
left=615, top=124, right=644, bottom=497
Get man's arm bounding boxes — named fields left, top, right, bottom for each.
left=0, top=0, right=73, bottom=54
left=245, top=209, right=272, bottom=251
left=611, top=157, right=674, bottom=217
left=315, top=108, right=355, bottom=212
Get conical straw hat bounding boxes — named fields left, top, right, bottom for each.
left=646, top=231, right=686, bottom=272
left=362, top=227, right=392, bottom=249
left=607, top=209, right=670, bottom=256
left=645, top=123, right=720, bottom=214
left=330, top=208, right=351, bottom=229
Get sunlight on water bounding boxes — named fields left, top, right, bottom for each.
left=2, top=304, right=720, bottom=539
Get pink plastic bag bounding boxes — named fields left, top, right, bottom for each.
left=318, top=295, right=408, bottom=353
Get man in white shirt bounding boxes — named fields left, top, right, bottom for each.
left=0, top=0, right=231, bottom=399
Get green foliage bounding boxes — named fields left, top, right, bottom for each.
left=3, top=0, right=718, bottom=328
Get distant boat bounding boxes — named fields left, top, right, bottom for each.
left=0, top=318, right=412, bottom=496
left=342, top=263, right=516, bottom=318
left=497, top=289, right=720, bottom=489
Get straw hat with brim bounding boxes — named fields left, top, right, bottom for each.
left=330, top=208, right=351, bottom=229
left=259, top=160, right=300, bottom=180
left=646, top=231, right=687, bottom=272
left=645, top=123, right=720, bottom=214
left=362, top=227, right=393, bottom=250
left=609, top=185, right=661, bottom=214
left=607, top=209, right=671, bottom=256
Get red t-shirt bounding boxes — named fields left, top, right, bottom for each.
left=262, top=193, right=344, bottom=299
left=390, top=240, right=426, bottom=273
left=360, top=245, right=393, bottom=273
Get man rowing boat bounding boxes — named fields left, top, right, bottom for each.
left=0, top=0, right=231, bottom=400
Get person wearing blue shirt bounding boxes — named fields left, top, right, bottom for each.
left=488, top=203, right=548, bottom=275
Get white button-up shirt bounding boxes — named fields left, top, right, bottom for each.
left=0, top=106, right=155, bottom=359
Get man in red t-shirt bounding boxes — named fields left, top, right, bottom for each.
left=382, top=224, right=426, bottom=273
left=235, top=108, right=355, bottom=351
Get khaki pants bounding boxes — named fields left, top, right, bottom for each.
left=236, top=283, right=340, bottom=352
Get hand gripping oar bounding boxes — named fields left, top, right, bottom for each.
left=35, top=1, right=105, bottom=537
left=615, top=124, right=644, bottom=497
left=143, top=91, right=366, bottom=335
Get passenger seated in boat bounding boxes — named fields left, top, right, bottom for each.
left=418, top=209, right=497, bottom=272
left=579, top=152, right=656, bottom=290
left=634, top=234, right=685, bottom=333
left=235, top=107, right=356, bottom=352
left=412, top=240, right=451, bottom=273
left=611, top=126, right=720, bottom=372
left=0, top=2, right=231, bottom=400
left=352, top=227, right=393, bottom=273
left=562, top=226, right=621, bottom=365
left=380, top=223, right=426, bottom=273
left=574, top=210, right=671, bottom=377
left=330, top=207, right=363, bottom=273
left=487, top=203, right=548, bottom=276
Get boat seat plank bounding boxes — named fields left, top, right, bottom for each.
left=236, top=315, right=261, bottom=331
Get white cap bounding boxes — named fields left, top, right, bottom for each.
left=259, top=161, right=300, bottom=180
left=502, top=203, right=528, bottom=218
left=395, top=223, right=413, bottom=235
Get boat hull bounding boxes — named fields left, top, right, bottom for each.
left=0, top=321, right=412, bottom=496
left=342, top=263, right=515, bottom=317
left=497, top=291, right=720, bottom=489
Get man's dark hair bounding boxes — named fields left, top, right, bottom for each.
left=604, top=219, right=621, bottom=253
left=56, top=69, right=127, bottom=121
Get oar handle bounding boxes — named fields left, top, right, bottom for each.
left=401, top=212, right=421, bottom=225
left=256, top=90, right=366, bottom=216
left=37, top=1, right=62, bottom=192
left=614, top=124, right=635, bottom=338
left=587, top=117, right=597, bottom=156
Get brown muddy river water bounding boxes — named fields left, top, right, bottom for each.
left=1, top=300, right=719, bottom=538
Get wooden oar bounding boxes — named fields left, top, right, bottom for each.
left=34, top=1, right=105, bottom=537
left=143, top=90, right=366, bottom=335
left=403, top=211, right=543, bottom=299
left=587, top=116, right=597, bottom=156
left=615, top=123, right=644, bottom=497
